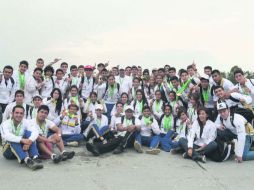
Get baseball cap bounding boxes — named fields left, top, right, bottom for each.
left=125, top=105, right=134, bottom=112
left=95, top=104, right=104, bottom=110
left=200, top=74, right=209, bottom=81
left=217, top=102, right=228, bottom=111
left=33, top=94, right=42, bottom=100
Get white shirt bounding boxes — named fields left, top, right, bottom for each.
left=81, top=76, right=96, bottom=99
left=215, top=113, right=246, bottom=157
left=115, top=75, right=132, bottom=94
left=54, top=115, right=81, bottom=135
left=54, top=77, right=68, bottom=96
left=0, top=76, right=16, bottom=104
left=41, top=77, right=54, bottom=99
left=12, top=70, right=30, bottom=91
left=30, top=118, right=56, bottom=137
left=235, top=79, right=254, bottom=107
left=115, top=116, right=141, bottom=136
left=1, top=119, right=38, bottom=143
left=24, top=76, right=40, bottom=105
left=43, top=98, right=63, bottom=121
left=187, top=120, right=217, bottom=148
left=2, top=102, right=28, bottom=122
left=213, top=78, right=235, bottom=101
left=139, top=116, right=161, bottom=137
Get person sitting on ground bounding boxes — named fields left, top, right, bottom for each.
left=54, top=104, right=84, bottom=147
left=133, top=106, right=161, bottom=155
left=178, top=107, right=217, bottom=163
left=31, top=105, right=75, bottom=163
left=1, top=105, right=43, bottom=170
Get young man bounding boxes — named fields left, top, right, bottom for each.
left=1, top=105, right=43, bottom=170
left=2, top=90, right=30, bottom=122
left=215, top=101, right=254, bottom=163
left=54, top=68, right=69, bottom=97
left=83, top=104, right=109, bottom=143
left=68, top=65, right=81, bottom=88
left=54, top=104, right=84, bottom=147
left=133, top=106, right=161, bottom=155
left=234, top=68, right=254, bottom=109
left=115, top=68, right=132, bottom=94
left=0, top=65, right=16, bottom=113
left=80, top=65, right=96, bottom=101
left=25, top=68, right=44, bottom=105
left=12, top=60, right=30, bottom=91
left=85, top=106, right=141, bottom=156
left=31, top=105, right=75, bottom=163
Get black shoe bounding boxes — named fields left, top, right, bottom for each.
left=52, top=154, right=62, bottom=164
left=26, top=158, right=43, bottom=170
left=86, top=143, right=100, bottom=156
left=113, top=146, right=124, bottom=154
left=62, top=151, right=75, bottom=161
left=33, top=157, right=42, bottom=164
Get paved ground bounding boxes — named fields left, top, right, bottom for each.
left=0, top=146, right=253, bottom=190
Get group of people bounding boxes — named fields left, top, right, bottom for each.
left=0, top=58, right=254, bottom=170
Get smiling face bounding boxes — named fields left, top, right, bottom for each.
left=12, top=107, right=24, bottom=123
left=19, top=64, right=28, bottom=73
left=218, top=108, right=229, bottom=120
left=234, top=72, right=245, bottom=84
left=37, top=109, right=49, bottom=122
left=198, top=110, right=208, bottom=123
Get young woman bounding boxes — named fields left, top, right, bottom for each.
left=41, top=66, right=55, bottom=99
left=94, top=74, right=107, bottom=100
left=129, top=77, right=142, bottom=101
left=43, top=88, right=63, bottom=121
left=102, top=75, right=120, bottom=120
left=187, top=93, right=200, bottom=124
left=158, top=104, right=178, bottom=152
left=150, top=90, right=165, bottom=121
left=178, top=108, right=217, bottom=163
left=168, top=91, right=183, bottom=117
left=131, top=89, right=149, bottom=117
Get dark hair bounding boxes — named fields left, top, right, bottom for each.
left=213, top=85, right=224, bottom=91
left=50, top=88, right=63, bottom=115
left=61, top=62, right=68, bottom=67
left=3, top=65, right=13, bottom=72
left=168, top=67, right=176, bottom=72
left=142, top=106, right=150, bottom=112
left=133, top=77, right=141, bottom=82
left=177, top=107, right=186, bottom=119
left=204, top=66, right=212, bottom=71
left=44, top=66, right=54, bottom=75
left=15, top=90, right=24, bottom=97
left=170, top=76, right=179, bottom=82
left=38, top=105, right=49, bottom=113
left=155, top=90, right=161, bottom=95
left=125, top=66, right=131, bottom=70
left=78, top=65, right=84, bottom=69
left=56, top=69, right=64, bottom=74
left=70, top=65, right=77, bottom=71
left=211, top=69, right=221, bottom=75
left=36, top=58, right=44, bottom=62
left=158, top=68, right=165, bottom=72
left=189, top=93, right=201, bottom=108
left=116, top=102, right=124, bottom=107
left=234, top=68, right=244, bottom=76
left=136, top=89, right=148, bottom=105
left=197, top=107, right=209, bottom=138
left=168, top=91, right=176, bottom=99
left=163, top=104, right=172, bottom=112
left=19, top=60, right=29, bottom=67
left=34, top=68, right=43, bottom=73
left=187, top=65, right=194, bottom=70
left=12, top=105, right=25, bottom=113
left=70, top=85, right=79, bottom=91
left=90, top=91, right=98, bottom=97
left=179, top=69, right=188, bottom=76
left=68, top=103, right=79, bottom=111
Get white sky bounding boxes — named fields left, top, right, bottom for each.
left=1, top=0, right=254, bottom=72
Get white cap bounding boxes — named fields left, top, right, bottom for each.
left=200, top=74, right=209, bottom=81
left=217, top=102, right=228, bottom=111
left=125, top=105, right=134, bottom=112
left=33, top=94, right=42, bottom=100
left=95, top=104, right=104, bottom=110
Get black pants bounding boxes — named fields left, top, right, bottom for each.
left=0, top=103, right=7, bottom=113
left=94, top=132, right=135, bottom=154
left=217, top=129, right=237, bottom=143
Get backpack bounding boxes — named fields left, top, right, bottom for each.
left=208, top=140, right=232, bottom=162
left=0, top=76, right=15, bottom=88
left=121, top=116, right=136, bottom=126
left=103, top=83, right=120, bottom=98
left=220, top=113, right=254, bottom=136
left=25, top=104, right=32, bottom=119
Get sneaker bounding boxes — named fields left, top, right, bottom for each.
left=26, top=158, right=43, bottom=170
left=134, top=141, right=143, bottom=153
left=200, top=155, right=206, bottom=163
left=52, top=154, right=62, bottom=164
left=62, top=151, right=75, bottom=161
left=182, top=152, right=189, bottom=159
left=33, top=157, right=42, bottom=164
left=146, top=148, right=160, bottom=155
left=66, top=141, right=79, bottom=147
left=113, top=146, right=124, bottom=154
left=86, top=143, right=100, bottom=156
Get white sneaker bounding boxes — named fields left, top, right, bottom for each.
left=146, top=148, right=160, bottom=155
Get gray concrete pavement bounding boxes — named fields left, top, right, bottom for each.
left=0, top=146, right=253, bottom=190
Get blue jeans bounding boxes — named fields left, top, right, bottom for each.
left=243, top=135, right=254, bottom=161
left=92, top=124, right=109, bottom=137
left=159, top=130, right=179, bottom=152
left=106, top=103, right=115, bottom=122
left=62, top=134, right=85, bottom=145
left=135, top=133, right=159, bottom=149
left=3, top=130, right=39, bottom=163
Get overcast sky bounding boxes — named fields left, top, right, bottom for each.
left=1, top=0, right=254, bottom=72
